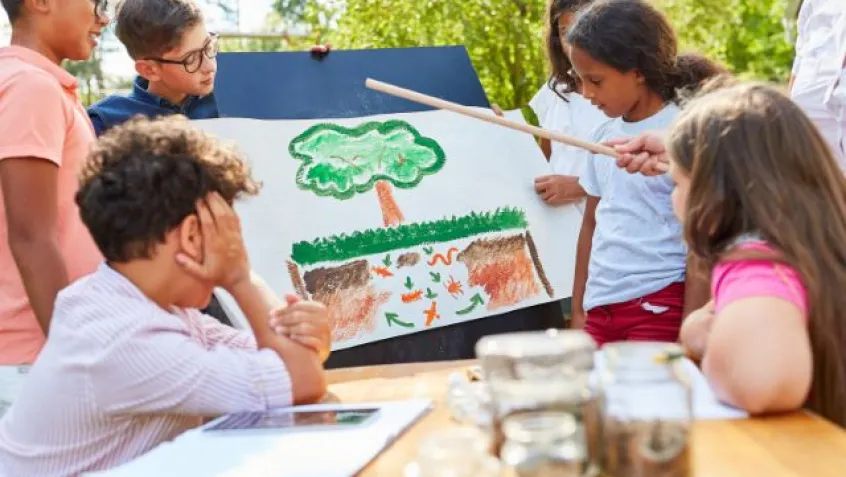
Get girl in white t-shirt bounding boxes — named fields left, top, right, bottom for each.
left=529, top=0, right=608, bottom=211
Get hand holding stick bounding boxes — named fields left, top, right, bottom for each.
left=365, top=78, right=619, bottom=158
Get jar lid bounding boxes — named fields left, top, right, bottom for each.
left=475, top=329, right=596, bottom=360
left=502, top=411, right=579, bottom=443
left=602, top=341, right=684, bottom=370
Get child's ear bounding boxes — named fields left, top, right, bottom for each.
left=135, top=60, right=161, bottom=83
left=29, top=0, right=50, bottom=14
left=634, top=69, right=646, bottom=85
left=177, top=214, right=204, bottom=262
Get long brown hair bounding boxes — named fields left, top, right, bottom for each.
left=668, top=82, right=846, bottom=426
left=545, top=0, right=593, bottom=101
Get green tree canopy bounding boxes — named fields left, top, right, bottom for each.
left=289, top=120, right=446, bottom=199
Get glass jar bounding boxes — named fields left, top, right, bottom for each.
left=403, top=427, right=502, bottom=477
left=475, top=329, right=601, bottom=474
left=501, top=411, right=586, bottom=477
left=600, top=342, right=692, bottom=477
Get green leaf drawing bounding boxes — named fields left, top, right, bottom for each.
left=385, top=312, right=414, bottom=328
left=429, top=272, right=441, bottom=283
left=382, top=254, right=392, bottom=267
left=404, top=276, right=414, bottom=290
left=425, top=288, right=438, bottom=299
left=291, top=207, right=528, bottom=266
left=456, top=294, right=485, bottom=316
left=423, top=246, right=434, bottom=255
left=289, top=120, right=446, bottom=200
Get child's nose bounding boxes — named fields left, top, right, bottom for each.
left=202, top=57, right=217, bottom=74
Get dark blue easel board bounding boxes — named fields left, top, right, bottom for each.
left=213, top=46, right=490, bottom=120
left=211, top=46, right=565, bottom=368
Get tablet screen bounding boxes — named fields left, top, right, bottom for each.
left=204, top=408, right=380, bottom=433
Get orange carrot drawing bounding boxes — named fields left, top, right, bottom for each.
left=427, top=247, right=459, bottom=266
left=402, top=290, right=424, bottom=303
left=424, top=301, right=439, bottom=326
left=445, top=275, right=464, bottom=298
left=371, top=266, right=393, bottom=277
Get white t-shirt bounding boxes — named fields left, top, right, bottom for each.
left=824, top=4, right=846, bottom=166
left=528, top=83, right=609, bottom=177
left=791, top=0, right=846, bottom=168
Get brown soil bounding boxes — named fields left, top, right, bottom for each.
left=303, top=260, right=390, bottom=342
left=458, top=234, right=542, bottom=309
left=397, top=252, right=420, bottom=268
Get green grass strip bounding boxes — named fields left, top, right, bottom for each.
left=291, top=207, right=528, bottom=265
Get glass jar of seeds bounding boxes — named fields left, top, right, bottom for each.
left=403, top=427, right=502, bottom=477
left=475, top=329, right=601, bottom=475
left=600, top=342, right=692, bottom=477
left=501, top=411, right=585, bottom=477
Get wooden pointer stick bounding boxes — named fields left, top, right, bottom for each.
left=365, top=78, right=619, bottom=158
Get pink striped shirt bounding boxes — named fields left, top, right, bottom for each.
left=0, top=263, right=293, bottom=477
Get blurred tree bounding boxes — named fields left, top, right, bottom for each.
left=659, top=0, right=794, bottom=82
left=331, top=0, right=547, bottom=111
left=64, top=49, right=105, bottom=106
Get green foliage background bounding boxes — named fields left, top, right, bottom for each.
left=280, top=0, right=795, bottom=110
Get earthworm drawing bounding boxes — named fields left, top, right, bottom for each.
left=427, top=247, right=459, bottom=266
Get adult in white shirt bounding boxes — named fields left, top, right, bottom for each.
left=789, top=0, right=846, bottom=168
left=824, top=5, right=846, bottom=164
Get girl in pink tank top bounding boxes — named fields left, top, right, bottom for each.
left=666, top=81, right=846, bottom=427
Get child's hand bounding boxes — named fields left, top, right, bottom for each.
left=270, top=295, right=332, bottom=363
left=605, top=132, right=669, bottom=176
left=310, top=43, right=331, bottom=59
left=534, top=174, right=584, bottom=206
left=175, top=193, right=251, bottom=290
left=679, top=300, right=715, bottom=362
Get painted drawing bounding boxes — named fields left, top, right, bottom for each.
left=290, top=120, right=445, bottom=226
left=285, top=119, right=554, bottom=344
left=196, top=110, right=582, bottom=350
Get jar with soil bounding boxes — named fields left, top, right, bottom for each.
left=403, top=427, right=502, bottom=477
left=600, top=342, right=692, bottom=477
left=501, top=411, right=586, bottom=477
left=475, top=329, right=601, bottom=475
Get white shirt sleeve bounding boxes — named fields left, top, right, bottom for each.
left=529, top=83, right=554, bottom=122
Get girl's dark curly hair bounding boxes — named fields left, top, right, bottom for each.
left=566, top=0, right=726, bottom=103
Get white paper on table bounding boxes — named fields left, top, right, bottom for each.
left=594, top=352, right=748, bottom=421
left=83, top=399, right=432, bottom=477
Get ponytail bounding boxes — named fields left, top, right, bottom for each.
left=667, top=53, right=730, bottom=103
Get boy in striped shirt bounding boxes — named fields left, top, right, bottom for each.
left=0, top=116, right=330, bottom=477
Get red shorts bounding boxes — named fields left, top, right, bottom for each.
left=584, top=282, right=685, bottom=348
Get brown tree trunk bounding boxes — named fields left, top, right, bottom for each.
left=374, top=180, right=404, bottom=227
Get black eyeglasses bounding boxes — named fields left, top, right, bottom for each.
left=146, top=34, right=219, bottom=73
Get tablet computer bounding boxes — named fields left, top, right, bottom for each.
left=203, top=407, right=381, bottom=434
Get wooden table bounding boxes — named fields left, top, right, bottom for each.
left=327, top=360, right=846, bottom=477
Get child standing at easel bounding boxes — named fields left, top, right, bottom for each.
left=566, top=0, right=721, bottom=346
left=529, top=0, right=607, bottom=211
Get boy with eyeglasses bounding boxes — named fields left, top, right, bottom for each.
left=87, top=0, right=332, bottom=135
left=88, top=0, right=330, bottom=326
left=0, top=0, right=108, bottom=372
left=87, top=0, right=220, bottom=135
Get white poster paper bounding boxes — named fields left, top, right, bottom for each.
left=196, top=109, right=582, bottom=350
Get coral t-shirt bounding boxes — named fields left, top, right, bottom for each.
left=711, top=242, right=808, bottom=319
left=0, top=46, right=102, bottom=364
